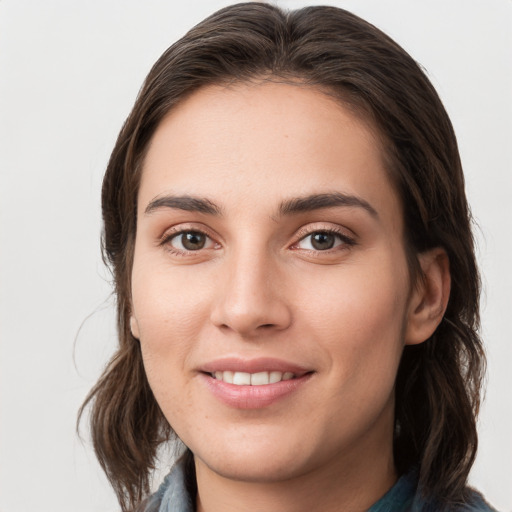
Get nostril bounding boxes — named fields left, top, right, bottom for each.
left=210, top=293, right=292, bottom=335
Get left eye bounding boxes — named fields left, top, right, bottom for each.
left=168, top=231, right=214, bottom=251
left=296, top=231, right=348, bottom=251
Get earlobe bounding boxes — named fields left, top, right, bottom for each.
left=405, top=248, right=451, bottom=346
left=130, top=315, right=140, bottom=340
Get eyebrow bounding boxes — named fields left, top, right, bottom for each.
left=279, top=192, right=378, bottom=218
left=145, top=195, right=222, bottom=216
left=144, top=191, right=378, bottom=218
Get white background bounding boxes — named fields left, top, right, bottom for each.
left=1, top=1, right=511, bottom=511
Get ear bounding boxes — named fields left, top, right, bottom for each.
left=130, top=314, right=140, bottom=340
left=405, top=248, right=451, bottom=346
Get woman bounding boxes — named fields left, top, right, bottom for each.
left=80, top=3, right=496, bottom=511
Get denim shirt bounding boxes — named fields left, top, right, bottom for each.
left=145, top=457, right=498, bottom=512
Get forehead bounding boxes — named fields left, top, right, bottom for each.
left=139, top=81, right=401, bottom=228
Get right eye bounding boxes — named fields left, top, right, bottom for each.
left=167, top=230, right=216, bottom=252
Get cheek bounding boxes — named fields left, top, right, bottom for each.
left=130, top=259, right=213, bottom=395
left=132, top=258, right=211, bottom=342
left=297, top=256, right=410, bottom=375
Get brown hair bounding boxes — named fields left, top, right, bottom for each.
left=78, top=3, right=485, bottom=511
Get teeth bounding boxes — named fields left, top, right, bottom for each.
left=269, top=371, right=282, bottom=383
left=233, top=372, right=251, bottom=385
left=251, top=372, right=269, bottom=385
left=212, top=370, right=296, bottom=386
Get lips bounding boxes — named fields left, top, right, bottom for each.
left=201, top=357, right=310, bottom=375
left=199, top=358, right=313, bottom=409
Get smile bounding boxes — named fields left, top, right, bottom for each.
left=211, top=370, right=296, bottom=386
left=199, top=358, right=313, bottom=408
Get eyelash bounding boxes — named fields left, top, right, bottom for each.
left=159, top=226, right=356, bottom=256
left=159, top=225, right=219, bottom=256
left=292, top=226, right=356, bottom=253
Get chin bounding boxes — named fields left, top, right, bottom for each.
left=187, top=423, right=318, bottom=483
left=198, top=449, right=310, bottom=483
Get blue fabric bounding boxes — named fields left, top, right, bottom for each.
left=146, top=457, right=498, bottom=512
left=368, top=471, right=416, bottom=512
left=144, top=460, right=194, bottom=512
left=367, top=470, right=497, bottom=512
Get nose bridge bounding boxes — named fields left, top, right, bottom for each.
left=210, top=239, right=291, bottom=335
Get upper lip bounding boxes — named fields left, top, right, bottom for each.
left=200, top=357, right=312, bottom=376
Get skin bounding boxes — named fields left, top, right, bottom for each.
left=130, top=82, right=450, bottom=512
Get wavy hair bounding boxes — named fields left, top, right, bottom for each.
left=78, top=3, right=485, bottom=511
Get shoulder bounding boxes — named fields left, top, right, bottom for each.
left=373, top=468, right=499, bottom=512
left=452, top=488, right=499, bottom=512
left=414, top=487, right=499, bottom=512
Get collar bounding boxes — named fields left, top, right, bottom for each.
left=145, top=457, right=494, bottom=512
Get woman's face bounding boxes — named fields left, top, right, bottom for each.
left=131, top=82, right=417, bottom=484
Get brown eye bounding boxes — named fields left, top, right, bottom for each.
left=170, top=231, right=208, bottom=251
left=295, top=230, right=355, bottom=252
left=310, top=232, right=335, bottom=250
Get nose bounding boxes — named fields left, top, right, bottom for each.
left=210, top=248, right=292, bottom=338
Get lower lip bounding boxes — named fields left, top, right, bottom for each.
left=201, top=373, right=313, bottom=409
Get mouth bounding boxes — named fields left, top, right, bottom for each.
left=199, top=358, right=313, bottom=409
left=210, top=370, right=297, bottom=386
